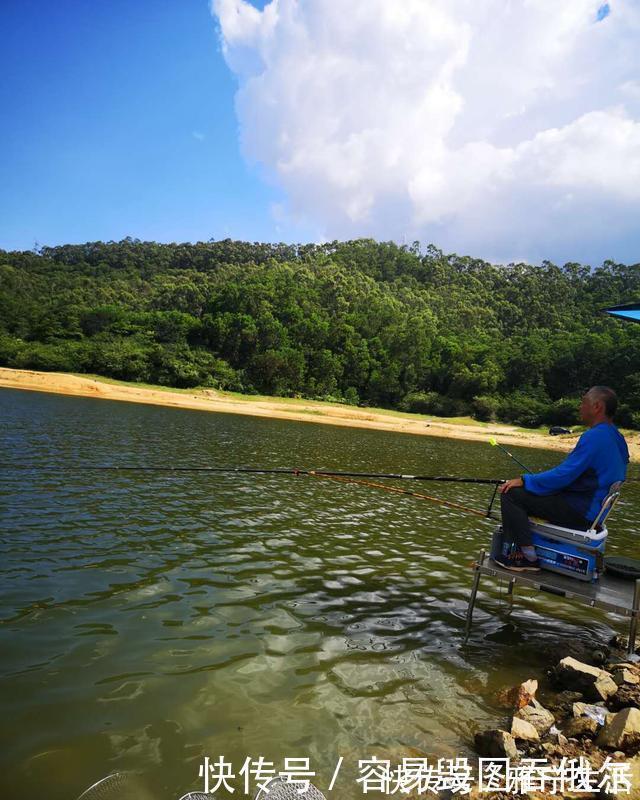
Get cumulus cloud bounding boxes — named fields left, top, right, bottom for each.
left=212, top=0, right=640, bottom=263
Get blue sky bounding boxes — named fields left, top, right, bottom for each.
left=1, top=0, right=638, bottom=265
left=0, top=0, right=307, bottom=252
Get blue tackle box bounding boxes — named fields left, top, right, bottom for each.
left=530, top=519, right=608, bottom=582
left=490, top=482, right=622, bottom=583
left=491, top=520, right=608, bottom=582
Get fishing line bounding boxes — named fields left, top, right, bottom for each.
left=310, top=473, right=497, bottom=519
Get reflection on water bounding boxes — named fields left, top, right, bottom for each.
left=1, top=388, right=639, bottom=799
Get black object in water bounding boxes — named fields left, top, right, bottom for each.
left=605, top=556, right=640, bottom=579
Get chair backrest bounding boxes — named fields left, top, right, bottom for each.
left=589, top=480, right=624, bottom=532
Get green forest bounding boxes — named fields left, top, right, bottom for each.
left=1, top=238, right=640, bottom=428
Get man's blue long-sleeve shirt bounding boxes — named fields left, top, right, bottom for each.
left=522, top=422, right=629, bottom=521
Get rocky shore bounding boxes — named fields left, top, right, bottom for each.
left=471, top=636, right=640, bottom=798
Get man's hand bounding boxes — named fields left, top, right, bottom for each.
left=499, top=477, right=524, bottom=494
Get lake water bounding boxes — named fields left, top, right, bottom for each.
left=1, top=388, right=639, bottom=800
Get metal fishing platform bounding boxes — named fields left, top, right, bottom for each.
left=464, top=549, right=640, bottom=655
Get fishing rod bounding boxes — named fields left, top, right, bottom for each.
left=0, top=463, right=504, bottom=485
left=488, top=437, right=531, bottom=473
left=485, top=437, right=532, bottom=517
left=488, top=437, right=640, bottom=481
left=0, top=463, right=504, bottom=520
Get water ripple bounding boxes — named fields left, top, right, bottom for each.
left=2, top=388, right=640, bottom=800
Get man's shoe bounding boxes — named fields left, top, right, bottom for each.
left=494, top=552, right=541, bottom=572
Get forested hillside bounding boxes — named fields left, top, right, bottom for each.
left=1, top=238, right=639, bottom=428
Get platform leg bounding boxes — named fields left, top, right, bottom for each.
left=628, top=578, right=640, bottom=656
left=464, top=549, right=485, bottom=644
left=506, top=578, right=515, bottom=609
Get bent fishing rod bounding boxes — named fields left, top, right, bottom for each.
left=0, top=463, right=504, bottom=485
left=488, top=437, right=531, bottom=473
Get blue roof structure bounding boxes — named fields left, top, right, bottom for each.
left=603, top=303, right=640, bottom=324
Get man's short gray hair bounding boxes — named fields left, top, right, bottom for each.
left=587, top=386, right=618, bottom=418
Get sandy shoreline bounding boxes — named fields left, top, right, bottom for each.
left=2, top=367, right=639, bottom=462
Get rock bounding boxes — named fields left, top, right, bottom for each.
left=514, top=678, right=538, bottom=708
left=608, top=684, right=640, bottom=712
left=546, top=689, right=584, bottom=717
left=545, top=728, right=569, bottom=748
left=515, top=698, right=555, bottom=735
left=592, top=649, right=607, bottom=666
left=614, top=668, right=640, bottom=686
left=545, top=638, right=607, bottom=666
left=573, top=702, right=608, bottom=725
left=597, top=707, right=640, bottom=749
left=562, top=716, right=599, bottom=738
left=609, top=662, right=640, bottom=673
left=474, top=729, right=518, bottom=760
left=604, top=753, right=640, bottom=800
left=557, top=656, right=605, bottom=681
left=495, top=678, right=538, bottom=711
left=526, top=794, right=554, bottom=800
left=595, top=674, right=619, bottom=700
left=510, top=716, right=539, bottom=742
left=555, top=656, right=617, bottom=700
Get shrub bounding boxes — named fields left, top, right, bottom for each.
left=208, top=357, right=244, bottom=391
left=615, top=403, right=635, bottom=428
left=544, top=397, right=580, bottom=427
left=343, top=387, right=360, bottom=406
left=499, top=393, right=548, bottom=428
left=9, top=340, right=89, bottom=373
left=89, top=337, right=152, bottom=383
left=472, top=395, right=501, bottom=422
left=400, top=391, right=470, bottom=417
left=399, top=391, right=440, bottom=414
left=0, top=333, right=20, bottom=365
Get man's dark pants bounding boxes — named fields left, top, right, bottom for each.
left=500, top=487, right=591, bottom=547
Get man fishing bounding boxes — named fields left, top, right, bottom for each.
left=495, top=386, right=629, bottom=572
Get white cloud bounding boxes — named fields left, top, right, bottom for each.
left=212, top=0, right=640, bottom=263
